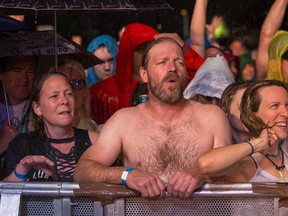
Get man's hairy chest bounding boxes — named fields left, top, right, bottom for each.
left=123, top=120, right=213, bottom=175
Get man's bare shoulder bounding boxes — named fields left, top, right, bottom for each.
left=187, top=100, right=226, bottom=116
left=111, top=106, right=141, bottom=118
left=104, top=106, right=142, bottom=127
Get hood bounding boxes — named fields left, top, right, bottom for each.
left=266, top=30, right=288, bottom=81
left=86, top=34, right=118, bottom=86
left=115, top=23, right=158, bottom=90
left=183, top=55, right=235, bottom=100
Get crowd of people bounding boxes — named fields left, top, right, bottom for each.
left=0, top=0, right=287, bottom=200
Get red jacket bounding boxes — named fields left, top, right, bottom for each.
left=89, top=23, right=204, bottom=125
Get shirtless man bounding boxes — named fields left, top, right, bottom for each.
left=74, top=37, right=232, bottom=199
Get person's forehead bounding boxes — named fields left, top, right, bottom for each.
left=149, top=40, right=182, bottom=55
left=259, top=86, right=287, bottom=102
left=93, top=46, right=111, bottom=56
left=42, top=76, right=70, bottom=91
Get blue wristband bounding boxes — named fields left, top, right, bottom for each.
left=13, top=168, right=28, bottom=179
left=121, top=167, right=134, bottom=185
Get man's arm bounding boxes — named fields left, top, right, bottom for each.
left=256, top=0, right=288, bottom=80
left=74, top=109, right=166, bottom=198
left=74, top=111, right=125, bottom=184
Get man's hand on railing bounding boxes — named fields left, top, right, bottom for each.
left=167, top=168, right=204, bottom=200
left=126, top=169, right=166, bottom=199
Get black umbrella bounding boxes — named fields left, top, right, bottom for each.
left=0, top=30, right=103, bottom=69
left=0, top=0, right=172, bottom=64
left=0, top=30, right=103, bottom=125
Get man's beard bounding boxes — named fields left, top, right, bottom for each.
left=147, top=72, right=187, bottom=104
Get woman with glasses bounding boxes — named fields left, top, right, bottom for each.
left=57, top=59, right=98, bottom=131
left=3, top=71, right=99, bottom=182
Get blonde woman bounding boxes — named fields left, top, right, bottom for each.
left=57, top=59, right=98, bottom=131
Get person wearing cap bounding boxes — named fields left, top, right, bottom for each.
left=183, top=55, right=235, bottom=105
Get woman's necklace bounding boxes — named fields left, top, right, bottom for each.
left=265, top=147, right=286, bottom=182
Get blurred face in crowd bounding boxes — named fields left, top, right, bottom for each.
left=0, top=56, right=36, bottom=105
left=256, top=86, right=288, bottom=140
left=204, top=47, right=224, bottom=59
left=242, top=63, right=255, bottom=81
left=228, top=88, right=248, bottom=134
left=92, top=46, right=114, bottom=81
left=229, top=40, right=244, bottom=56
left=58, top=65, right=86, bottom=114
left=33, top=75, right=75, bottom=129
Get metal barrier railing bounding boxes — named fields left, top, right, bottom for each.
left=0, top=182, right=287, bottom=216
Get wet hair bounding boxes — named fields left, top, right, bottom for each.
left=31, top=71, right=70, bottom=136
left=220, top=81, right=251, bottom=115
left=141, top=37, right=183, bottom=69
left=135, top=40, right=153, bottom=54
left=282, top=49, right=288, bottom=60
left=240, top=80, right=288, bottom=138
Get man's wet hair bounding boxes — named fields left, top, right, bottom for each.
left=141, top=37, right=183, bottom=69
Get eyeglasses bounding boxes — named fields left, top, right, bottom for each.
left=70, top=79, right=86, bottom=90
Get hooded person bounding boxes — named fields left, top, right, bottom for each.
left=183, top=55, right=235, bottom=105
left=89, top=23, right=204, bottom=125
left=86, top=34, right=118, bottom=87
left=266, top=30, right=288, bottom=82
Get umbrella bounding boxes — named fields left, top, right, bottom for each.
left=0, top=13, right=34, bottom=31
left=0, top=30, right=103, bottom=126
left=0, top=0, right=172, bottom=66
left=0, top=0, right=172, bottom=13
left=0, top=30, right=103, bottom=69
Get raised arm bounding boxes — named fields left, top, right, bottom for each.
left=189, top=0, right=208, bottom=58
left=256, top=0, right=288, bottom=80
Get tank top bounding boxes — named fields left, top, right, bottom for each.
left=249, top=146, right=288, bottom=182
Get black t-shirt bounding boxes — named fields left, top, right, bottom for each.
left=3, top=128, right=92, bottom=182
